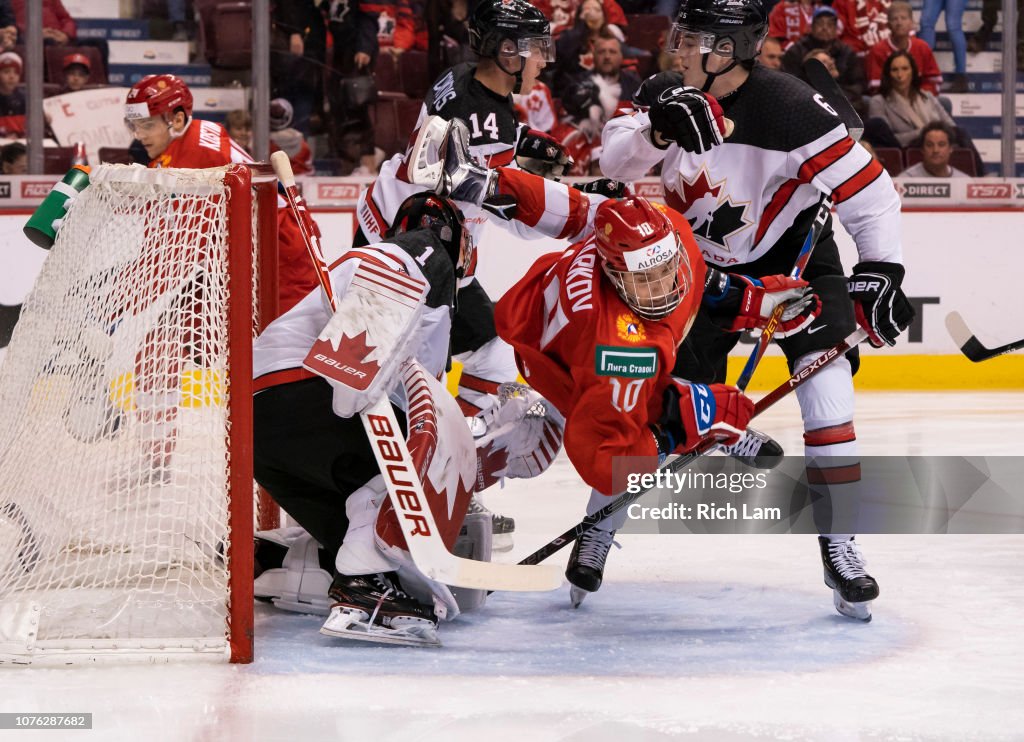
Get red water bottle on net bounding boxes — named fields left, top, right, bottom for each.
left=71, top=141, right=88, bottom=167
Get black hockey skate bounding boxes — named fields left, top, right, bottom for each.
left=467, top=494, right=515, bottom=552
left=818, top=536, right=879, bottom=621
left=566, top=528, right=617, bottom=608
left=720, top=426, right=783, bottom=469
left=320, top=572, right=440, bottom=647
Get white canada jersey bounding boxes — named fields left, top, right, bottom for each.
left=601, top=65, right=902, bottom=268
left=253, top=231, right=456, bottom=411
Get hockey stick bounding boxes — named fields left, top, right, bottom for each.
left=733, top=60, right=863, bottom=392
left=514, top=327, right=870, bottom=568
left=945, top=311, right=1024, bottom=362
left=734, top=194, right=832, bottom=391
left=270, top=152, right=561, bottom=592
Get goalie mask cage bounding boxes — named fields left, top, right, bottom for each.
left=0, top=164, right=280, bottom=665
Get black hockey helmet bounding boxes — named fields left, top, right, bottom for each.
left=561, top=78, right=602, bottom=121
left=469, top=0, right=554, bottom=63
left=388, top=192, right=473, bottom=278
left=668, top=0, right=769, bottom=63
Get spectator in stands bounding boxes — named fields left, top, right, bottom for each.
left=803, top=47, right=839, bottom=78
left=832, top=0, right=891, bottom=56
left=758, top=36, right=784, bottom=69
left=782, top=7, right=866, bottom=112
left=898, top=121, right=971, bottom=177
left=968, top=0, right=1023, bottom=70
left=590, top=31, right=641, bottom=119
left=325, top=0, right=379, bottom=172
left=60, top=52, right=90, bottom=93
left=11, top=0, right=109, bottom=75
left=1, top=140, right=26, bottom=174
left=225, top=109, right=253, bottom=155
left=865, top=1, right=941, bottom=95
left=271, top=0, right=326, bottom=137
left=552, top=0, right=627, bottom=97
left=0, top=50, right=24, bottom=137
left=0, top=0, right=16, bottom=51
left=549, top=75, right=604, bottom=174
left=535, top=0, right=627, bottom=40
left=865, top=50, right=983, bottom=171
left=918, top=0, right=968, bottom=91
left=768, top=0, right=818, bottom=51
left=269, top=97, right=313, bottom=176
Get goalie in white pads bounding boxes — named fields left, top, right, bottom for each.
left=252, top=193, right=555, bottom=646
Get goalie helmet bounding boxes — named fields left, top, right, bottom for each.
left=124, top=74, right=194, bottom=122
left=668, top=0, right=769, bottom=63
left=594, top=197, right=694, bottom=321
left=388, top=193, right=474, bottom=279
left=469, top=0, right=553, bottom=62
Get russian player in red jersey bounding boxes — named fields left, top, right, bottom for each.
left=124, top=74, right=317, bottom=313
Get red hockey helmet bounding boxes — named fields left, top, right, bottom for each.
left=124, top=74, right=193, bottom=124
left=594, top=197, right=694, bottom=320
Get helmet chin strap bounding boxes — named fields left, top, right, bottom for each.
left=496, top=53, right=525, bottom=94
left=698, top=54, right=739, bottom=93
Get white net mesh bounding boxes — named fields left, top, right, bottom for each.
left=0, top=165, right=251, bottom=663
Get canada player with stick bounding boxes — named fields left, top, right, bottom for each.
left=599, top=0, right=915, bottom=620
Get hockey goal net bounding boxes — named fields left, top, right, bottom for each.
left=0, top=164, right=279, bottom=665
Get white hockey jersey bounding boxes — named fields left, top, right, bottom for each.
left=601, top=65, right=902, bottom=269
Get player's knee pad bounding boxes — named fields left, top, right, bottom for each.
left=793, top=350, right=855, bottom=434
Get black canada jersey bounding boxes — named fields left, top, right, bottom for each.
left=601, top=65, right=901, bottom=269
left=423, top=62, right=524, bottom=167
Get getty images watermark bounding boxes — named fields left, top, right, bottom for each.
left=625, top=469, right=779, bottom=522
left=611, top=455, right=1024, bottom=534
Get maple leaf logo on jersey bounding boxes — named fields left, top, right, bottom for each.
left=616, top=313, right=647, bottom=343
left=671, top=167, right=753, bottom=253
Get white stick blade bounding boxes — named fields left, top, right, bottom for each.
left=944, top=311, right=973, bottom=347
left=425, top=555, right=564, bottom=592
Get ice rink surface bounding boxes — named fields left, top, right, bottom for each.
left=2, top=392, right=1023, bottom=742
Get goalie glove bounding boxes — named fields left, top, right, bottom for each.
left=704, top=272, right=821, bottom=337
left=515, top=129, right=574, bottom=180
left=652, top=380, right=754, bottom=456
left=848, top=261, right=916, bottom=348
left=636, top=73, right=726, bottom=153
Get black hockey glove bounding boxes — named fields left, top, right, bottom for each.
left=641, top=79, right=725, bottom=154
left=848, top=261, right=916, bottom=348
left=572, top=178, right=627, bottom=199
left=515, top=129, right=573, bottom=180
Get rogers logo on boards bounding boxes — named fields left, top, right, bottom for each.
left=21, top=182, right=54, bottom=198
left=967, top=184, right=1013, bottom=199
left=633, top=182, right=664, bottom=199
left=317, top=182, right=360, bottom=201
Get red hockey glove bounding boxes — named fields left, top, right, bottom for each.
left=515, top=129, right=573, bottom=180
left=654, top=380, right=754, bottom=455
left=726, top=274, right=821, bottom=337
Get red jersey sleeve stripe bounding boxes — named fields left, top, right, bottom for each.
left=254, top=367, right=317, bottom=392
left=831, top=159, right=885, bottom=204
left=754, top=178, right=801, bottom=246
left=487, top=148, right=517, bottom=167
left=798, top=136, right=856, bottom=182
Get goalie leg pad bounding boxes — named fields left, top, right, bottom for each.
left=254, top=529, right=335, bottom=615
left=449, top=511, right=493, bottom=613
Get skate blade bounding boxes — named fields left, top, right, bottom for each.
left=569, top=585, right=590, bottom=609
left=492, top=533, right=514, bottom=553
left=833, top=590, right=872, bottom=622
left=320, top=607, right=442, bottom=647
